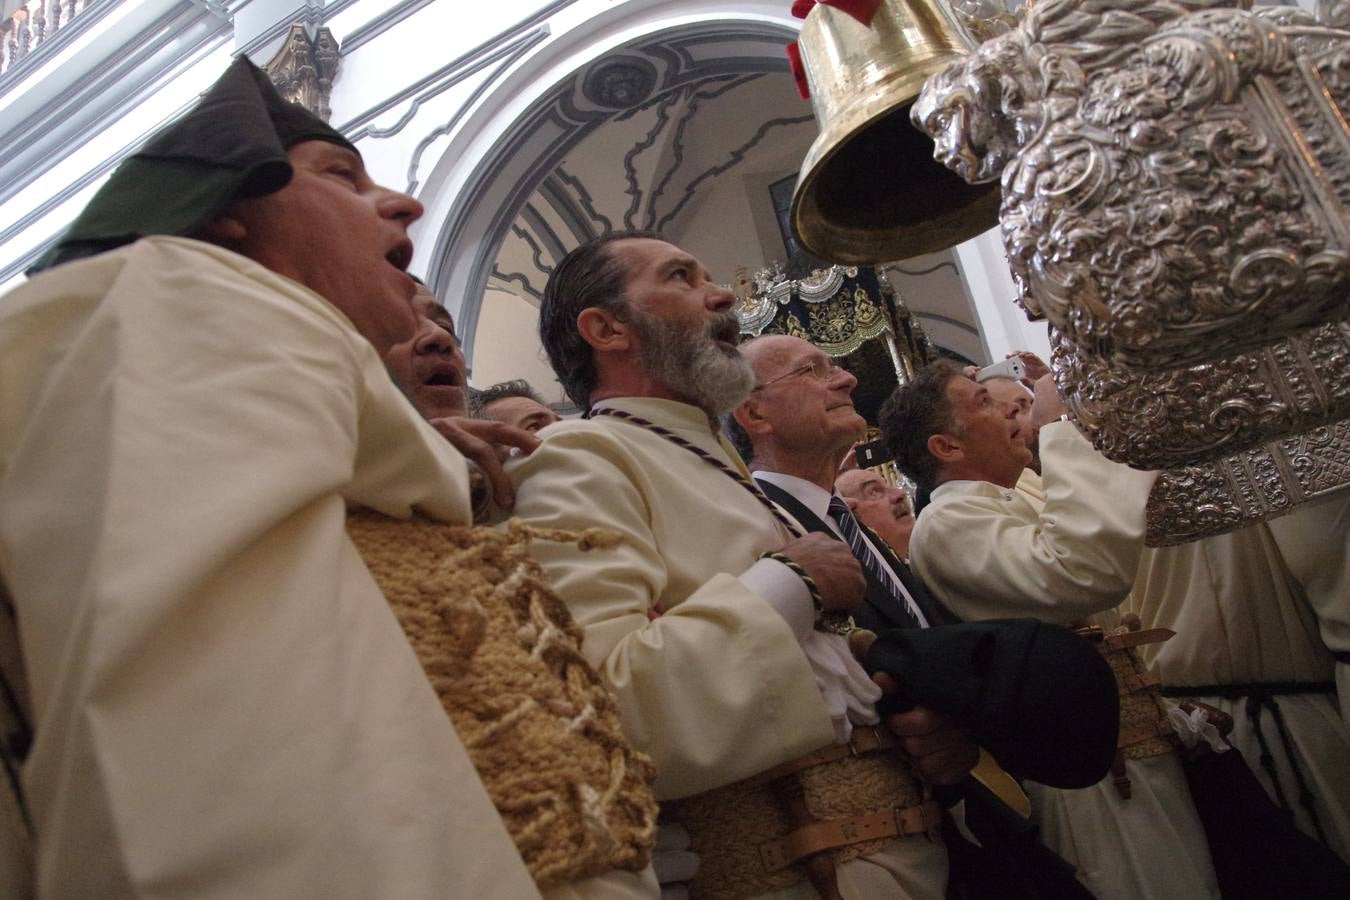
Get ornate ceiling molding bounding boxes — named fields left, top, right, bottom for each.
left=653, top=112, right=813, bottom=232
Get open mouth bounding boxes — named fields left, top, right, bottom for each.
left=424, top=370, right=463, bottom=388
left=386, top=241, right=413, bottom=272
left=420, top=360, right=464, bottom=388
left=709, top=317, right=740, bottom=347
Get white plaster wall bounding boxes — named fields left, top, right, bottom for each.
left=0, top=0, right=1030, bottom=375
left=471, top=287, right=567, bottom=402
left=954, top=227, right=1052, bottom=363
left=672, top=170, right=770, bottom=281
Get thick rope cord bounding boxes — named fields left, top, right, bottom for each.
left=346, top=509, right=657, bottom=888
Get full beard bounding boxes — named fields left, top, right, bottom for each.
left=630, top=308, right=756, bottom=417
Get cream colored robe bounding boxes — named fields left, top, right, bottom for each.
left=1267, top=491, right=1350, bottom=726
left=1017, top=474, right=1220, bottom=900
left=911, top=425, right=1219, bottom=900
left=909, top=421, right=1158, bottom=625
left=510, top=397, right=948, bottom=900
left=1127, top=518, right=1350, bottom=861
left=0, top=238, right=541, bottom=899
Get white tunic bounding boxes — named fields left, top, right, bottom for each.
left=1266, top=491, right=1350, bottom=727
left=509, top=397, right=949, bottom=899
left=911, top=424, right=1220, bottom=900
left=1128, top=518, right=1350, bottom=861
left=0, top=238, right=540, bottom=899
left=910, top=420, right=1158, bottom=625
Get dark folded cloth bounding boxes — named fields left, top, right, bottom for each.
left=863, top=618, right=1119, bottom=788
left=1183, top=745, right=1350, bottom=899
left=943, top=782, right=1098, bottom=900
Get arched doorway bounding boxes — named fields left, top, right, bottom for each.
left=414, top=1, right=800, bottom=363
left=411, top=0, right=989, bottom=400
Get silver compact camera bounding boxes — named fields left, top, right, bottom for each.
left=975, top=357, right=1026, bottom=383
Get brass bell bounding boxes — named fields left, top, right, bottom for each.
left=790, top=0, right=1000, bottom=264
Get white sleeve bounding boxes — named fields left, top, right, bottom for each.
left=912, top=420, right=1159, bottom=623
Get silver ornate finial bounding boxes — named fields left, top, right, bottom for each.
left=947, top=0, right=1023, bottom=43
left=264, top=23, right=341, bottom=121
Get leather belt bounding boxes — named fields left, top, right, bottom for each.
left=745, top=726, right=899, bottom=787
left=1104, top=627, right=1174, bottom=650
left=1121, top=672, right=1162, bottom=694
left=758, top=801, right=943, bottom=873
left=1117, top=717, right=1174, bottom=748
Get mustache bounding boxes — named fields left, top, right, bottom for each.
left=705, top=311, right=741, bottom=345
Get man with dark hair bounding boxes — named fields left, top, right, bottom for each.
left=878, top=359, right=967, bottom=499
left=0, top=59, right=540, bottom=897
left=475, top=379, right=562, bottom=434
left=537, top=229, right=665, bottom=410
left=513, top=232, right=974, bottom=899
left=983, top=377, right=1039, bottom=475
left=878, top=364, right=1233, bottom=900
left=879, top=363, right=1156, bottom=623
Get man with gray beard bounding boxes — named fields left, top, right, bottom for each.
left=510, top=233, right=957, bottom=900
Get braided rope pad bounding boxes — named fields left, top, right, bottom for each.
left=347, top=510, right=656, bottom=888
left=665, top=748, right=925, bottom=900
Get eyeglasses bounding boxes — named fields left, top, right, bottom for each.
left=754, top=357, right=842, bottom=390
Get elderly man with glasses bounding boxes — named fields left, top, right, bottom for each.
left=727, top=335, right=953, bottom=635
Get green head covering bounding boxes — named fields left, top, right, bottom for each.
left=31, top=57, right=357, bottom=273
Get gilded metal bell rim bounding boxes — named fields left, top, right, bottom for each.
left=788, top=0, right=1001, bottom=262
left=789, top=65, right=1002, bottom=262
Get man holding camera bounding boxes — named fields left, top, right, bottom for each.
left=881, top=359, right=1158, bottom=625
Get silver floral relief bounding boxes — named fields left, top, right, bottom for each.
left=1148, top=420, right=1350, bottom=545
left=1000, top=8, right=1349, bottom=369
left=1052, top=321, right=1350, bottom=469
left=913, top=0, right=1350, bottom=542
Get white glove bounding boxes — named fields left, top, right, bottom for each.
left=653, top=820, right=698, bottom=899
left=1166, top=702, right=1229, bottom=753
left=800, top=629, right=882, bottom=744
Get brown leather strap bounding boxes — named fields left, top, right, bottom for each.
left=1121, top=672, right=1162, bottom=694
left=1104, top=628, right=1175, bottom=651
left=1110, top=751, right=1132, bottom=799
left=758, top=801, right=943, bottom=873
left=1117, top=717, right=1174, bottom=749
left=746, top=727, right=900, bottom=787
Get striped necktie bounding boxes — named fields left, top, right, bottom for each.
left=827, top=496, right=921, bottom=629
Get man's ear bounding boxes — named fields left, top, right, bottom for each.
left=733, top=396, right=769, bottom=438
left=197, top=210, right=248, bottom=245
left=927, top=431, right=962, bottom=465
left=576, top=307, right=631, bottom=353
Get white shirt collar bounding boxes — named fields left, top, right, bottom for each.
left=752, top=470, right=837, bottom=522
